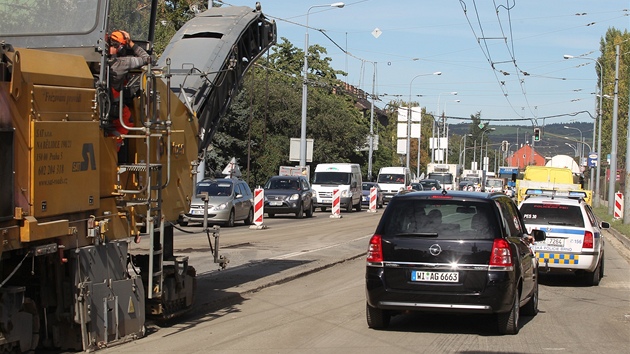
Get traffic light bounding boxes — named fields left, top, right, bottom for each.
left=533, top=127, right=541, bottom=142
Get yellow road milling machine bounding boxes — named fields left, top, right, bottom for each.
left=0, top=0, right=275, bottom=351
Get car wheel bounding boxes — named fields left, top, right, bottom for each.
left=244, top=208, right=254, bottom=225
left=346, top=202, right=353, bottom=212
left=305, top=202, right=314, bottom=218
left=226, top=209, right=235, bottom=227
left=321, top=207, right=327, bottom=212
left=585, top=258, right=602, bottom=286
left=355, top=201, right=362, bottom=212
left=366, top=303, right=390, bottom=329
left=497, top=289, right=520, bottom=335
left=521, top=278, right=538, bottom=316
left=179, top=221, right=188, bottom=227
left=296, top=203, right=304, bottom=219
left=267, top=213, right=275, bottom=218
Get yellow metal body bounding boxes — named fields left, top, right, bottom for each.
left=516, top=166, right=592, bottom=205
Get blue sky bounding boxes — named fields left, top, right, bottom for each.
left=219, top=1, right=628, bottom=126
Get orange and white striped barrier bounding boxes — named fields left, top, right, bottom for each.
left=330, top=188, right=342, bottom=218
left=614, top=191, right=623, bottom=219
left=249, top=188, right=267, bottom=229
left=368, top=187, right=377, bottom=213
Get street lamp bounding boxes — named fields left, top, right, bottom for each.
left=432, top=91, right=457, bottom=163
left=564, top=54, right=603, bottom=207
left=565, top=142, right=578, bottom=157
left=408, top=71, right=442, bottom=170
left=459, top=134, right=472, bottom=167
left=300, top=2, right=345, bottom=167
left=480, top=128, right=495, bottom=171
left=563, top=125, right=583, bottom=161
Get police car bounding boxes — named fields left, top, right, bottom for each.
left=518, top=189, right=609, bottom=286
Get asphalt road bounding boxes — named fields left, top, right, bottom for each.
left=107, top=209, right=630, bottom=353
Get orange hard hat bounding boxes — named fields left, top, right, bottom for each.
left=109, top=30, right=127, bottom=46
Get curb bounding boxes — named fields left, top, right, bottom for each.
left=607, top=226, right=630, bottom=250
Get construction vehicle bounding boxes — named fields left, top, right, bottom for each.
left=0, top=1, right=275, bottom=351
left=426, top=163, right=462, bottom=190
left=515, top=166, right=592, bottom=205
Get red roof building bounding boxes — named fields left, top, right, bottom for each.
left=505, top=145, right=546, bottom=169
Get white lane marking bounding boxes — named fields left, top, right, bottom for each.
left=270, top=234, right=372, bottom=260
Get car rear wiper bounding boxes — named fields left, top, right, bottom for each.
left=547, top=221, right=571, bottom=225
left=395, top=232, right=439, bottom=237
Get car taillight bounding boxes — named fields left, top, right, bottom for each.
left=489, top=238, right=513, bottom=266
left=367, top=235, right=383, bottom=263
left=583, top=231, right=594, bottom=249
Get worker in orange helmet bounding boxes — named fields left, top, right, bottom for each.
left=106, top=30, right=150, bottom=152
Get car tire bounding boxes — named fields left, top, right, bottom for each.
left=179, top=221, right=188, bottom=227
left=584, top=258, right=602, bottom=286
left=355, top=201, right=362, bottom=212
left=226, top=209, right=235, bottom=227
left=267, top=213, right=275, bottom=218
left=521, top=278, right=538, bottom=316
left=296, top=203, right=304, bottom=219
left=244, top=208, right=254, bottom=225
left=305, top=203, right=314, bottom=218
left=321, top=207, right=327, bottom=212
left=366, top=303, right=390, bottom=329
left=497, top=290, right=520, bottom=335
left=346, top=202, right=353, bottom=213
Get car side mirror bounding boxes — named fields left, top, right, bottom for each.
left=236, top=193, right=243, bottom=199
left=600, top=221, right=610, bottom=229
left=531, top=229, right=546, bottom=242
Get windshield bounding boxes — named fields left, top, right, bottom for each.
left=486, top=179, right=503, bottom=188
left=362, top=183, right=377, bottom=191
left=265, top=178, right=300, bottom=190
left=377, top=174, right=404, bottom=184
left=428, top=173, right=453, bottom=184
left=520, top=203, right=584, bottom=228
left=313, top=172, right=351, bottom=185
left=196, top=181, right=233, bottom=197
left=0, top=0, right=99, bottom=36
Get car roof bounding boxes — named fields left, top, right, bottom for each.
left=269, top=175, right=301, bottom=179
left=520, top=195, right=583, bottom=206
left=396, top=190, right=503, bottom=200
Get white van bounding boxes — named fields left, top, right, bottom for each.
left=377, top=166, right=412, bottom=204
left=312, top=163, right=363, bottom=212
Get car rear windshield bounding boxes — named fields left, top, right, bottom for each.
left=197, top=181, right=233, bottom=196
left=265, top=178, right=300, bottom=190
left=379, top=198, right=498, bottom=239
left=519, top=202, right=584, bottom=227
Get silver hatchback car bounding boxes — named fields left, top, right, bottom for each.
left=179, top=178, right=254, bottom=227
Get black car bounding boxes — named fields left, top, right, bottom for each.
left=409, top=182, right=424, bottom=191
left=263, top=175, right=314, bottom=218
left=419, top=179, right=442, bottom=190
left=365, top=190, right=545, bottom=334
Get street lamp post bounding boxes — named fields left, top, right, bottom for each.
left=459, top=134, right=472, bottom=167
left=300, top=2, right=345, bottom=168
left=408, top=71, right=442, bottom=170
left=563, top=54, right=603, bottom=207
left=433, top=92, right=457, bottom=163
left=563, top=125, right=583, bottom=161
left=565, top=142, right=578, bottom=157
left=480, top=128, right=495, bottom=171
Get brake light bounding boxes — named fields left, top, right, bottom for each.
left=367, top=235, right=383, bottom=263
left=583, top=231, right=594, bottom=249
left=489, top=238, right=513, bottom=266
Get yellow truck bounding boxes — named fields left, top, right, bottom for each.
left=516, top=166, right=592, bottom=205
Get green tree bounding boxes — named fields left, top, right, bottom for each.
left=207, top=38, right=368, bottom=187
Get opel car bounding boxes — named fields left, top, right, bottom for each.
left=366, top=190, right=545, bottom=334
